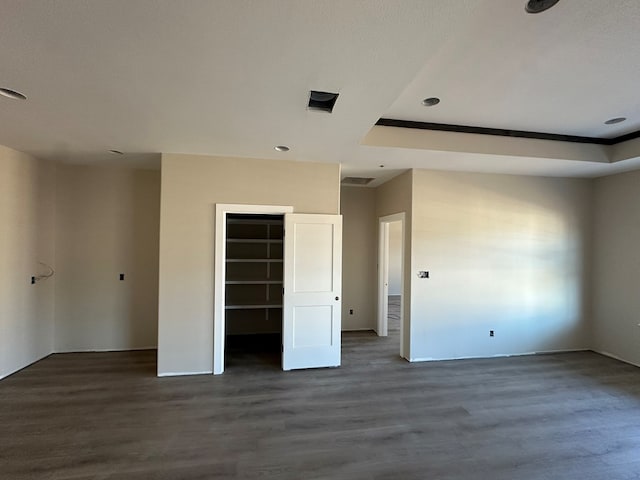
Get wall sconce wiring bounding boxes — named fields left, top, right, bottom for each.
left=33, top=262, right=55, bottom=283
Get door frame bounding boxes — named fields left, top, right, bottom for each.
left=214, top=204, right=294, bottom=374
left=377, top=212, right=406, bottom=358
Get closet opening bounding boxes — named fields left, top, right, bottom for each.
left=224, top=213, right=284, bottom=370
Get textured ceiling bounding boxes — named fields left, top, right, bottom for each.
left=0, top=0, right=639, bottom=182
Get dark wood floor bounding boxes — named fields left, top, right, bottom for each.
left=2, top=313, right=640, bottom=479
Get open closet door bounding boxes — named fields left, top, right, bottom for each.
left=282, top=214, right=342, bottom=371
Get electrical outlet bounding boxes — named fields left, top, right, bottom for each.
left=490, top=330, right=494, bottom=337
left=31, top=276, right=36, bottom=285
left=349, top=309, right=353, bottom=315
left=119, top=273, right=125, bottom=281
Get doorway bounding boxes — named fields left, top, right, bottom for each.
left=377, top=213, right=406, bottom=359
left=214, top=204, right=293, bottom=374
left=223, top=213, right=284, bottom=371
left=214, top=204, right=343, bottom=374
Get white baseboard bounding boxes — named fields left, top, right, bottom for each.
left=409, top=348, right=590, bottom=363
left=534, top=348, right=591, bottom=355
left=592, top=350, right=640, bottom=368
left=158, top=370, right=213, bottom=377
left=342, top=328, right=375, bottom=332
left=0, top=352, right=52, bottom=381
left=54, top=346, right=157, bottom=353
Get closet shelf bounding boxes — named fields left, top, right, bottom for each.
left=226, top=258, right=283, bottom=263
left=225, top=304, right=283, bottom=310
left=225, top=213, right=285, bottom=336
left=225, top=280, right=283, bottom=285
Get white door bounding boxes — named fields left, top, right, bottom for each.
left=282, top=214, right=342, bottom=371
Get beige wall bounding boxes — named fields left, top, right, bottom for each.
left=0, top=145, right=56, bottom=379
left=592, top=170, right=640, bottom=366
left=158, top=154, right=340, bottom=375
left=410, top=170, right=592, bottom=360
left=55, top=166, right=160, bottom=352
left=375, top=170, right=413, bottom=357
left=2, top=140, right=635, bottom=376
left=340, top=186, right=376, bottom=330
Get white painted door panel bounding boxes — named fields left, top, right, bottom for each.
left=283, top=214, right=342, bottom=371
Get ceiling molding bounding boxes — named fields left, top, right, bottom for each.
left=376, top=118, right=640, bottom=147
left=610, top=129, right=640, bottom=145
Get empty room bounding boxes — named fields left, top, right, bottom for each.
left=2, top=1, right=640, bottom=479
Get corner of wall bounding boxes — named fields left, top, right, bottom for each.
left=584, top=176, right=597, bottom=351
left=0, top=146, right=56, bottom=378
left=589, top=170, right=640, bottom=366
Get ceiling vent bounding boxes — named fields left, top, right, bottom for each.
left=308, top=90, right=339, bottom=113
left=525, top=0, right=560, bottom=14
left=341, top=176, right=375, bottom=186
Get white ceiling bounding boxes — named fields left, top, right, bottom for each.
left=385, top=0, right=640, bottom=139
left=1, top=0, right=639, bottom=183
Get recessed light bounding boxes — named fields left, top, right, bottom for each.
left=604, top=117, right=626, bottom=125
left=421, top=97, right=440, bottom=107
left=379, top=165, right=385, bottom=168
left=0, top=87, right=27, bottom=100
left=274, top=145, right=290, bottom=152
left=525, top=0, right=560, bottom=14
left=109, top=150, right=124, bottom=155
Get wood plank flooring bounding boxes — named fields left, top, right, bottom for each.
left=2, top=320, right=640, bottom=479
left=387, top=295, right=401, bottom=334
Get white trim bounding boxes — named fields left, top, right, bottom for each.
left=214, top=204, right=294, bottom=375
left=54, top=346, right=157, bottom=353
left=377, top=212, right=406, bottom=359
left=0, top=352, right=52, bottom=381
left=409, top=348, right=591, bottom=363
left=377, top=222, right=389, bottom=336
left=158, top=370, right=213, bottom=377
left=342, top=328, right=375, bottom=332
left=534, top=348, right=591, bottom=355
left=593, top=350, right=640, bottom=368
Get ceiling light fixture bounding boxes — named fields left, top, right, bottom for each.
left=421, top=97, right=440, bottom=107
left=379, top=165, right=385, bottom=168
left=525, top=0, right=560, bottom=14
left=274, top=145, right=290, bottom=152
left=109, top=150, right=124, bottom=155
left=0, top=87, right=27, bottom=100
left=604, top=117, right=626, bottom=125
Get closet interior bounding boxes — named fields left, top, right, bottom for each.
left=224, top=213, right=284, bottom=368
